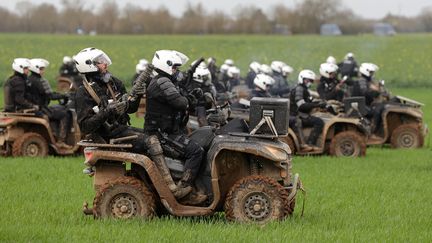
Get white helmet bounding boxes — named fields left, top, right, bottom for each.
left=298, top=69, right=316, bottom=87
left=207, top=57, right=216, bottom=65
left=326, top=56, right=337, bottom=65
left=227, top=66, right=240, bottom=78
left=73, top=47, right=112, bottom=73
left=249, top=61, right=261, bottom=73
left=319, top=63, right=339, bottom=78
left=254, top=73, right=275, bottom=91
left=191, top=59, right=207, bottom=68
left=193, top=66, right=211, bottom=84
left=30, top=58, right=50, bottom=74
left=281, top=65, right=294, bottom=77
left=224, top=59, right=234, bottom=66
left=12, top=58, right=31, bottom=74
left=270, top=61, right=286, bottom=73
left=345, top=52, right=354, bottom=60
left=259, top=64, right=272, bottom=75
left=135, top=59, right=148, bottom=74
left=152, top=50, right=188, bottom=76
left=359, top=63, right=379, bottom=77
left=220, top=64, right=229, bottom=73
left=63, top=56, right=73, bottom=64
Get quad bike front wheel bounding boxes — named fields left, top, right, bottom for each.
left=12, top=132, right=48, bottom=157
left=329, top=131, right=366, bottom=157
left=93, top=176, right=156, bottom=219
left=224, top=175, right=294, bottom=224
left=390, top=123, right=423, bottom=148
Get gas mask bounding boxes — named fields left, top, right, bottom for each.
left=173, top=70, right=184, bottom=83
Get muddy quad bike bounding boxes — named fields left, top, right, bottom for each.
left=0, top=108, right=81, bottom=157
left=80, top=98, right=304, bottom=223
left=229, top=98, right=370, bottom=157
left=343, top=83, right=427, bottom=148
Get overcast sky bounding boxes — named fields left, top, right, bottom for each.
left=1, top=0, right=431, bottom=19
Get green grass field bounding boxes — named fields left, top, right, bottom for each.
left=1, top=34, right=432, bottom=242
left=1, top=33, right=432, bottom=87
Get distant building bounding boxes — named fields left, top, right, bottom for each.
left=320, top=24, right=342, bottom=36
left=373, top=23, right=396, bottom=36
left=273, top=24, right=292, bottom=35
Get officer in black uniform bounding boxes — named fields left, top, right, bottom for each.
left=246, top=62, right=260, bottom=89
left=145, top=50, right=207, bottom=205
left=59, top=56, right=83, bottom=89
left=27, top=58, right=71, bottom=149
left=3, top=58, right=35, bottom=112
left=207, top=57, right=218, bottom=83
left=317, top=62, right=345, bottom=102
left=352, top=63, right=384, bottom=135
left=270, top=61, right=291, bottom=97
left=338, top=52, right=358, bottom=80
left=249, top=73, right=273, bottom=98
left=73, top=47, right=146, bottom=153
left=185, top=64, right=216, bottom=127
left=290, top=70, right=325, bottom=149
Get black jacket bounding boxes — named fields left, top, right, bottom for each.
left=289, top=84, right=317, bottom=116
left=144, top=74, right=190, bottom=135
left=75, top=73, right=139, bottom=138
left=3, top=72, right=33, bottom=112
left=317, top=76, right=344, bottom=102
left=27, top=73, right=65, bottom=108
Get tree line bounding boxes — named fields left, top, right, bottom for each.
left=1, top=0, right=432, bottom=34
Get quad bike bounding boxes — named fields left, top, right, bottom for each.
left=79, top=98, right=304, bottom=223
left=0, top=108, right=81, bottom=157
left=344, top=81, right=427, bottom=148
left=228, top=97, right=370, bottom=157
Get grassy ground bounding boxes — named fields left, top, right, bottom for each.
left=0, top=33, right=432, bottom=87
left=0, top=148, right=431, bottom=242
left=1, top=34, right=431, bottom=242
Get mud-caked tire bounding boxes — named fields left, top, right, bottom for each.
left=93, top=176, right=156, bottom=219
left=390, top=123, right=423, bottom=149
left=12, top=132, right=48, bottom=157
left=329, top=131, right=366, bottom=157
left=224, top=175, right=292, bottom=224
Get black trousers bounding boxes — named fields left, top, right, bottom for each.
left=300, top=116, right=324, bottom=145
left=162, top=133, right=204, bottom=184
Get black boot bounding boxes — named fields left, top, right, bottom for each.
left=145, top=136, right=192, bottom=199
left=177, top=170, right=207, bottom=206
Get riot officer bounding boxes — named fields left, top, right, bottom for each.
left=206, top=57, right=218, bottom=82
left=27, top=58, right=71, bottom=149
left=59, top=55, right=83, bottom=89
left=188, top=65, right=216, bottom=126
left=250, top=73, right=274, bottom=98
left=246, top=61, right=260, bottom=89
left=145, top=50, right=207, bottom=205
left=317, top=62, right=345, bottom=102
left=352, top=63, right=384, bottom=135
left=3, top=58, right=35, bottom=112
left=338, top=52, right=358, bottom=79
left=290, top=70, right=325, bottom=149
left=270, top=61, right=291, bottom=97
left=73, top=47, right=148, bottom=164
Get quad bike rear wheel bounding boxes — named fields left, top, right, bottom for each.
left=390, top=123, right=423, bottom=148
left=329, top=131, right=366, bottom=157
left=224, top=175, right=293, bottom=223
left=12, top=132, right=48, bottom=157
left=93, top=176, right=156, bottom=219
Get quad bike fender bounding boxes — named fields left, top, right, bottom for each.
left=0, top=115, right=54, bottom=143
left=84, top=149, right=216, bottom=216
left=383, top=105, right=423, bottom=121
left=207, top=135, right=291, bottom=165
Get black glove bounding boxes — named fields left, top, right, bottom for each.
left=107, top=100, right=128, bottom=116
left=326, top=105, right=338, bottom=115
left=186, top=94, right=198, bottom=108
left=189, top=88, right=204, bottom=99
left=131, top=82, right=145, bottom=97
left=318, top=102, right=327, bottom=109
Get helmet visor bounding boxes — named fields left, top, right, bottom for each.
left=93, top=53, right=112, bottom=66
